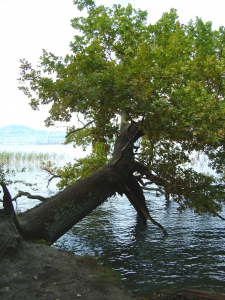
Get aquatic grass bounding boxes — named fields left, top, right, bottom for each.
left=0, top=151, right=10, bottom=162
left=0, top=150, right=65, bottom=167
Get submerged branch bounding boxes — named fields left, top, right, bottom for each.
left=123, top=186, right=168, bottom=236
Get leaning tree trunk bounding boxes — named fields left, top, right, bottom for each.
left=17, top=165, right=126, bottom=243
left=2, top=123, right=167, bottom=244
left=16, top=124, right=143, bottom=243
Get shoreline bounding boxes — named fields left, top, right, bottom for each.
left=0, top=213, right=138, bottom=300
left=2, top=238, right=222, bottom=300
left=0, top=237, right=141, bottom=300
left=1, top=214, right=224, bottom=300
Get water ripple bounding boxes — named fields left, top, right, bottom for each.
left=55, top=194, right=225, bottom=296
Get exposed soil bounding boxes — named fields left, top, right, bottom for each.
left=1, top=238, right=142, bottom=300
left=0, top=208, right=147, bottom=300
left=0, top=212, right=142, bottom=300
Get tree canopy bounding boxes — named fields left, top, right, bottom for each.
left=19, top=0, right=225, bottom=217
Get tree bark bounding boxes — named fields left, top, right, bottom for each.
left=17, top=164, right=129, bottom=243
left=2, top=123, right=167, bottom=244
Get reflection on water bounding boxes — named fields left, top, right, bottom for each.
left=1, top=145, right=225, bottom=296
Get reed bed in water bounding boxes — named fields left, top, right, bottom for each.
left=0, top=150, right=64, bottom=167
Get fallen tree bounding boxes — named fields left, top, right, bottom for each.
left=1, top=0, right=225, bottom=244
left=1, top=123, right=167, bottom=244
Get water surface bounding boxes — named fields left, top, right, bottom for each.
left=56, top=193, right=225, bottom=296
left=1, top=144, right=224, bottom=296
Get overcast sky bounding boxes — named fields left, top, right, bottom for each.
left=1, top=0, right=225, bottom=131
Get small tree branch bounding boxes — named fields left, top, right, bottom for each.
left=46, top=175, right=61, bottom=188
left=12, top=191, right=49, bottom=202
left=213, top=211, right=225, bottom=221
left=42, top=168, right=61, bottom=188
left=41, top=164, right=61, bottom=188
left=142, top=187, right=163, bottom=192
left=66, top=120, right=94, bottom=138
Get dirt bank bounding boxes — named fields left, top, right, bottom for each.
left=0, top=211, right=143, bottom=300
left=0, top=238, right=143, bottom=300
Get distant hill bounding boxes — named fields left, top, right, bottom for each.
left=0, top=125, right=66, bottom=145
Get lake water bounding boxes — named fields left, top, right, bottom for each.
left=0, top=144, right=225, bottom=297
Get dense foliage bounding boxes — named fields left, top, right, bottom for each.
left=19, top=0, right=225, bottom=215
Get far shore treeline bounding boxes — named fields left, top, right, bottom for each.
left=0, top=125, right=65, bottom=145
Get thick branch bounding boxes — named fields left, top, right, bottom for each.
left=111, top=126, right=142, bottom=167
left=0, top=182, right=21, bottom=233
left=125, top=174, right=149, bottom=225
left=1, top=182, right=15, bottom=216
left=123, top=186, right=168, bottom=236
left=17, top=164, right=126, bottom=243
left=135, top=162, right=168, bottom=187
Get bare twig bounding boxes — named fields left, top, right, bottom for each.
left=40, top=162, right=62, bottom=187
left=214, top=212, right=225, bottom=221
left=12, top=191, right=49, bottom=202
left=41, top=166, right=61, bottom=187
left=46, top=175, right=61, bottom=188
